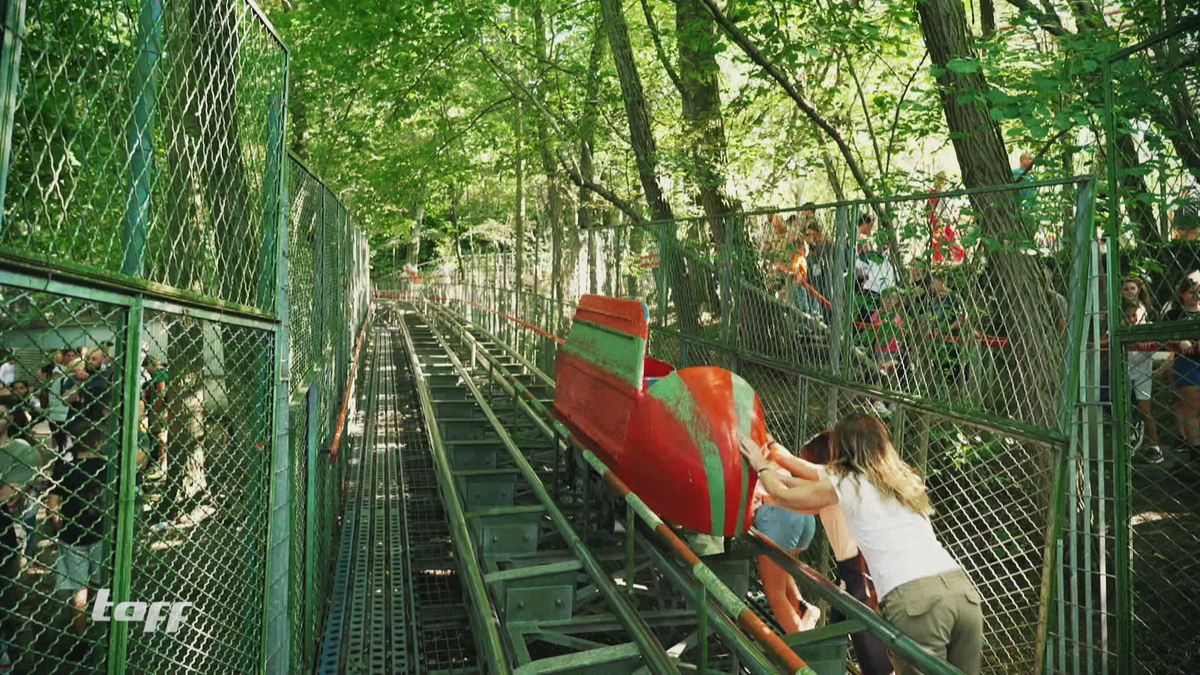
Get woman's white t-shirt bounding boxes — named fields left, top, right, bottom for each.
left=824, top=469, right=960, bottom=599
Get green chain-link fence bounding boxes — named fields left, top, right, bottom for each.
left=0, top=2, right=371, bottom=674
left=1098, top=15, right=1200, bottom=675
left=406, top=176, right=1099, bottom=675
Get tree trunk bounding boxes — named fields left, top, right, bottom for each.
left=917, top=0, right=1061, bottom=430
left=533, top=3, right=564, bottom=324
left=599, top=0, right=673, bottom=223
left=513, top=8, right=526, bottom=299
left=675, top=0, right=734, bottom=240
left=599, top=0, right=701, bottom=334
left=578, top=9, right=606, bottom=300
left=408, top=202, right=424, bottom=266
left=981, top=0, right=996, bottom=36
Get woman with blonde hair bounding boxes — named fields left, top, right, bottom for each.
left=741, top=414, right=982, bottom=675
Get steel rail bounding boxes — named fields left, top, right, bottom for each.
left=396, top=313, right=512, bottom=675
left=422, top=302, right=812, bottom=675
left=419, top=309, right=681, bottom=675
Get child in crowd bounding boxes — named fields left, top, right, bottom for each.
left=870, top=291, right=907, bottom=390
left=927, top=273, right=968, bottom=385
left=1120, top=285, right=1163, bottom=463
left=1166, top=275, right=1200, bottom=464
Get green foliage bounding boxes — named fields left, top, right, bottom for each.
left=264, top=0, right=1199, bottom=289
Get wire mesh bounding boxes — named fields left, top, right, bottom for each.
left=1105, top=17, right=1200, bottom=311
left=125, top=308, right=272, bottom=673
left=7, top=0, right=288, bottom=309
left=1100, top=18, right=1200, bottom=675
left=0, top=3, right=371, bottom=673
left=0, top=286, right=126, bottom=673
left=410, top=177, right=1097, bottom=675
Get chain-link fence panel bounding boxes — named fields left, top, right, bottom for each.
left=424, top=281, right=1067, bottom=675
left=288, top=395, right=307, bottom=673
left=6, top=1, right=287, bottom=309
left=0, top=284, right=128, bottom=673
left=125, top=307, right=272, bottom=673
left=288, top=158, right=322, bottom=390
left=1106, top=324, right=1200, bottom=674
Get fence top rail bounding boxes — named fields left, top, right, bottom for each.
left=246, top=0, right=290, bottom=57
left=1106, top=13, right=1200, bottom=63
left=287, top=151, right=324, bottom=185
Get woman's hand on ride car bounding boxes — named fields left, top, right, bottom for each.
left=740, top=437, right=769, bottom=473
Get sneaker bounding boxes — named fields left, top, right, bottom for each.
left=1142, top=445, right=1164, bottom=464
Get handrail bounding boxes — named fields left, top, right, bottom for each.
left=328, top=303, right=372, bottom=464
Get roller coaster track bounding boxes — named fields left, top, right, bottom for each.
left=319, top=298, right=963, bottom=675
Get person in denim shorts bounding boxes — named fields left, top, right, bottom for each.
left=752, top=462, right=820, bottom=633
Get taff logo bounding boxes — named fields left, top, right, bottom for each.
left=91, top=589, right=193, bottom=633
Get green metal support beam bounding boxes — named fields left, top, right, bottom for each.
left=121, top=0, right=161, bottom=276
left=396, top=314, right=512, bottom=675
left=0, top=0, right=24, bottom=234
left=107, top=296, right=145, bottom=674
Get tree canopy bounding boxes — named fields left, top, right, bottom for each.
left=263, top=0, right=1199, bottom=279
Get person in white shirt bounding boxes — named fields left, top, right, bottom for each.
left=787, top=431, right=895, bottom=675
left=741, top=414, right=982, bottom=675
left=0, top=355, right=16, bottom=390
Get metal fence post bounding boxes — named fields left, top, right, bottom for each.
left=121, top=0, right=161, bottom=276
left=0, top=0, right=24, bottom=234
left=263, top=58, right=291, bottom=672
left=828, top=205, right=853, bottom=426
left=106, top=297, right=144, bottom=675
left=1102, top=58, right=1133, bottom=675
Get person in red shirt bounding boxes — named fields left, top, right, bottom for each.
left=928, top=175, right=965, bottom=263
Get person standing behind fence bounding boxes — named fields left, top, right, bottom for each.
left=7, top=381, right=39, bottom=446
left=1121, top=278, right=1164, bottom=464
left=928, top=175, right=965, bottom=264
left=741, top=415, right=983, bottom=674
left=1012, top=152, right=1035, bottom=208
left=1166, top=275, right=1200, bottom=466
left=856, top=215, right=897, bottom=324
left=0, top=415, right=40, bottom=669
left=801, top=203, right=835, bottom=316
left=143, top=357, right=169, bottom=474
left=47, top=438, right=108, bottom=649
left=44, top=358, right=76, bottom=455
left=0, top=354, right=16, bottom=391
left=78, top=348, right=111, bottom=451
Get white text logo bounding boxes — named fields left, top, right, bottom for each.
left=91, top=589, right=193, bottom=633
